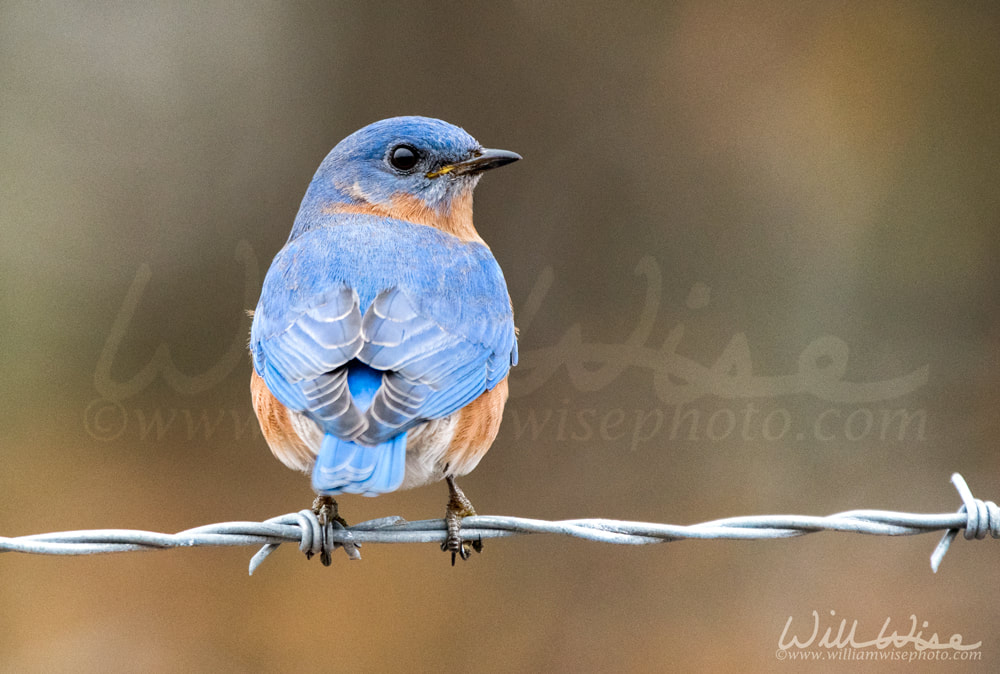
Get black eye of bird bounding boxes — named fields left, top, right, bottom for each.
left=389, top=145, right=420, bottom=172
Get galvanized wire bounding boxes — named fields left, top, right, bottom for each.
left=1, top=473, right=995, bottom=575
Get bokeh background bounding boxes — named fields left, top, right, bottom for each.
left=2, top=2, right=999, bottom=672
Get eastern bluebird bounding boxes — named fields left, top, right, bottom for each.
left=249, top=116, right=519, bottom=563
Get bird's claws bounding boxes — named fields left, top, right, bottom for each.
left=311, top=495, right=360, bottom=564
left=442, top=475, right=482, bottom=565
left=441, top=536, right=476, bottom=565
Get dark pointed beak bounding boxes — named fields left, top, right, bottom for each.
left=426, top=148, right=522, bottom=178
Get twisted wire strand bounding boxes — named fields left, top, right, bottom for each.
left=0, top=473, right=995, bottom=575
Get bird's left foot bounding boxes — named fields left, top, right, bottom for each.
left=312, top=495, right=349, bottom=529
left=311, top=495, right=357, bottom=565
left=442, top=475, right=483, bottom=565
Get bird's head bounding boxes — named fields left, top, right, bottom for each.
left=295, top=116, right=520, bottom=242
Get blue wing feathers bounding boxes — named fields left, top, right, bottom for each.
left=420, top=366, right=488, bottom=420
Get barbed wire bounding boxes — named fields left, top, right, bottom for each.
left=1, top=473, right=995, bottom=575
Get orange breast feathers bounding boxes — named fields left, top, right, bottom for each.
left=250, top=370, right=318, bottom=473
left=253, top=369, right=510, bottom=484
left=323, top=186, right=480, bottom=243
left=442, top=377, right=509, bottom=477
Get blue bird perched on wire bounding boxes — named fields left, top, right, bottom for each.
left=249, top=116, right=520, bottom=563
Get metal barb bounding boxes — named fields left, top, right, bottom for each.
left=930, top=473, right=1000, bottom=572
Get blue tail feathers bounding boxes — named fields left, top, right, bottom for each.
left=311, top=433, right=406, bottom=496
left=311, top=363, right=407, bottom=496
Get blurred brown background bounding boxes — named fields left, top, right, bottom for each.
left=2, top=2, right=999, bottom=672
